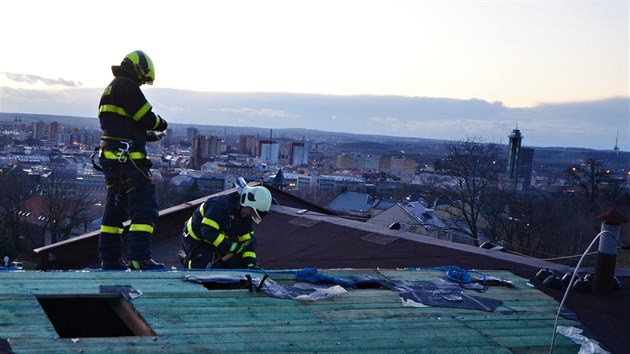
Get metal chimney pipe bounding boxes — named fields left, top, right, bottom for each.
left=592, top=209, right=628, bottom=294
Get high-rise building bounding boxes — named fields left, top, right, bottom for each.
left=48, top=121, right=60, bottom=141
left=518, top=147, right=535, bottom=188
left=336, top=153, right=380, bottom=170
left=32, top=120, right=48, bottom=139
left=504, top=128, right=535, bottom=190
left=290, top=141, right=309, bottom=166
left=388, top=156, right=417, bottom=176
left=189, top=135, right=221, bottom=169
left=238, top=135, right=257, bottom=155
left=506, top=128, right=522, bottom=179
left=258, top=139, right=279, bottom=164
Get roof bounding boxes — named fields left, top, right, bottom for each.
left=372, top=197, right=397, bottom=211
left=325, top=191, right=375, bottom=215
left=169, top=174, right=194, bottom=187
left=0, top=268, right=587, bottom=353
left=29, top=183, right=630, bottom=354
left=368, top=203, right=423, bottom=229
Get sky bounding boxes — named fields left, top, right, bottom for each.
left=0, top=0, right=628, bottom=151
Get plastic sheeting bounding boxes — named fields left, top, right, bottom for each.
left=260, top=279, right=348, bottom=301
left=184, top=272, right=503, bottom=311
left=556, top=326, right=610, bottom=354
left=394, top=278, right=503, bottom=312
left=184, top=274, right=347, bottom=301
left=292, top=271, right=503, bottom=311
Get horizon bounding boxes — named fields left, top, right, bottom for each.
left=1, top=94, right=628, bottom=153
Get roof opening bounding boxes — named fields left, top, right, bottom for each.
left=354, top=280, right=387, bottom=289
left=199, top=277, right=254, bottom=290
left=37, top=294, right=155, bottom=338
left=184, top=274, right=262, bottom=291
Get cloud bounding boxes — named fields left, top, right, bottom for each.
left=2, top=72, right=82, bottom=87
left=0, top=86, right=627, bottom=151
left=367, top=116, right=513, bottom=143
left=207, top=107, right=289, bottom=118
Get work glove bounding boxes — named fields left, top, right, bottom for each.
left=146, top=131, right=166, bottom=142
left=241, top=244, right=257, bottom=268
left=156, top=115, right=168, bottom=130
left=227, top=241, right=247, bottom=255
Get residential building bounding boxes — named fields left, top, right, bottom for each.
left=290, top=141, right=308, bottom=166
left=258, top=139, right=279, bottom=164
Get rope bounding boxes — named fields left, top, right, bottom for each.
left=549, top=230, right=612, bottom=354
left=541, top=252, right=598, bottom=261
left=129, top=157, right=153, bottom=181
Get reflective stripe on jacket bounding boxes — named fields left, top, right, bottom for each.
left=185, top=193, right=256, bottom=257
left=98, top=74, right=167, bottom=157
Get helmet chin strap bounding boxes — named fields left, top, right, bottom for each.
left=236, top=202, right=247, bottom=219
left=135, top=64, right=147, bottom=83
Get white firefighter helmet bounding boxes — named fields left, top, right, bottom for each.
left=239, top=184, right=272, bottom=224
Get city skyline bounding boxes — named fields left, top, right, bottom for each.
left=0, top=0, right=628, bottom=151
left=0, top=90, right=627, bottom=152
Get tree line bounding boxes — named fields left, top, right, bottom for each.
left=1, top=137, right=628, bottom=269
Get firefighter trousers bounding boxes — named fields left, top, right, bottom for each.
left=99, top=158, right=158, bottom=262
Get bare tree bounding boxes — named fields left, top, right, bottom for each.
left=39, top=169, right=94, bottom=244
left=428, top=136, right=502, bottom=245
left=155, top=178, right=203, bottom=209
left=565, top=158, right=611, bottom=205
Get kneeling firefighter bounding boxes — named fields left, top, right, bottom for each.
left=95, top=50, right=168, bottom=270
left=180, top=178, right=272, bottom=269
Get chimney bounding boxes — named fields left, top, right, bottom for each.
left=592, top=209, right=629, bottom=294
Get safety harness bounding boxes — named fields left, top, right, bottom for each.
left=91, top=136, right=152, bottom=181
left=182, top=202, right=256, bottom=268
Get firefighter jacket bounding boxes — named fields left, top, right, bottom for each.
left=185, top=193, right=257, bottom=267
left=98, top=64, right=167, bottom=159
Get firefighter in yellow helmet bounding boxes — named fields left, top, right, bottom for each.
left=97, top=50, right=168, bottom=270
left=180, top=179, right=273, bottom=269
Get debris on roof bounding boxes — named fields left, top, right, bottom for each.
left=0, top=268, right=589, bottom=353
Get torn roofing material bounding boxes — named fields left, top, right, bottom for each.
left=29, top=183, right=630, bottom=353
left=0, top=268, right=587, bottom=353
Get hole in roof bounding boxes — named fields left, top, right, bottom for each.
left=353, top=280, right=387, bottom=289
left=37, top=294, right=155, bottom=338
left=184, top=274, right=259, bottom=291
left=199, top=279, right=253, bottom=290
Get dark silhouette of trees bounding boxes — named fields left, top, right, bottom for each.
left=0, top=166, right=32, bottom=262
left=565, top=158, right=612, bottom=205
left=429, top=136, right=502, bottom=245
left=39, top=168, right=95, bottom=244
left=155, top=178, right=203, bottom=209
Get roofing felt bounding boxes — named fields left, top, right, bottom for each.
left=0, top=268, right=587, bottom=353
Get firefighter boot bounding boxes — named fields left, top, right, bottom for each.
left=129, top=259, right=166, bottom=270
left=101, top=259, right=130, bottom=271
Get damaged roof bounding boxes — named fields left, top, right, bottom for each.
left=27, top=183, right=630, bottom=353
left=1, top=268, right=587, bottom=353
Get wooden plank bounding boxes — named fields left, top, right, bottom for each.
left=111, top=296, right=156, bottom=337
